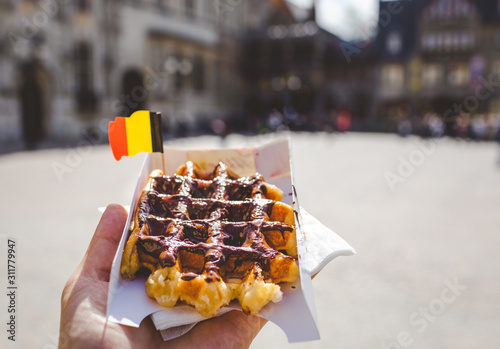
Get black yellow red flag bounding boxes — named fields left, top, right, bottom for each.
left=108, top=110, right=163, bottom=161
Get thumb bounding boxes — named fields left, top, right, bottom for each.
left=80, top=204, right=129, bottom=282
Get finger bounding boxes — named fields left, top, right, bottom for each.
left=80, top=204, right=129, bottom=281
left=167, top=310, right=267, bottom=349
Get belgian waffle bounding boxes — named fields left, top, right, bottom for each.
left=120, top=161, right=299, bottom=317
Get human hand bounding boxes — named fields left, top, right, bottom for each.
left=60, top=204, right=267, bottom=349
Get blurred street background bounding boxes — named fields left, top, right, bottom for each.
left=0, top=133, right=500, bottom=349
left=1, top=0, right=500, bottom=348
left=1, top=0, right=500, bottom=148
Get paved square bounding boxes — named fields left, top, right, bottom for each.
left=1, top=133, right=499, bottom=348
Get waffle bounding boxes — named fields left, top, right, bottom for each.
left=120, top=161, right=299, bottom=317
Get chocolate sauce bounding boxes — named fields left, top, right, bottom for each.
left=134, top=161, right=296, bottom=282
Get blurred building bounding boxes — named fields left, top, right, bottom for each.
left=375, top=0, right=500, bottom=133
left=0, top=0, right=106, bottom=143
left=0, top=0, right=245, bottom=143
left=237, top=0, right=500, bottom=133
left=110, top=0, right=244, bottom=135
left=2, top=0, right=500, bottom=143
left=239, top=0, right=330, bottom=131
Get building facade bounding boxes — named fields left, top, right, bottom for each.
left=2, top=0, right=499, bottom=143
left=375, top=0, right=500, bottom=134
left=0, top=0, right=245, bottom=143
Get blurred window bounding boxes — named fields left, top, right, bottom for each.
left=0, top=61, right=7, bottom=95
left=428, top=33, right=437, bottom=50
left=213, top=60, right=220, bottom=93
left=430, top=4, right=438, bottom=18
left=74, top=42, right=96, bottom=114
left=76, top=0, right=91, bottom=12
left=444, top=32, right=453, bottom=50
left=420, top=35, right=427, bottom=50
left=241, top=40, right=260, bottom=80
left=448, top=62, right=469, bottom=87
left=174, top=55, right=183, bottom=92
left=148, top=40, right=167, bottom=97
left=122, top=69, right=146, bottom=115
left=469, top=32, right=475, bottom=47
left=295, top=41, right=313, bottom=66
left=492, top=60, right=500, bottom=79
left=460, top=31, right=474, bottom=49
left=150, top=42, right=163, bottom=71
left=192, top=55, right=205, bottom=92
left=156, top=0, right=167, bottom=12
left=490, top=98, right=500, bottom=112
left=381, top=64, right=404, bottom=90
left=386, top=31, right=403, bottom=55
left=185, top=0, right=195, bottom=19
left=438, top=2, right=445, bottom=17
left=436, top=33, right=444, bottom=50
left=453, top=32, right=461, bottom=50
left=422, top=63, right=443, bottom=88
left=424, top=0, right=476, bottom=20
left=270, top=42, right=285, bottom=75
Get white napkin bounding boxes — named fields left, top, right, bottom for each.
left=150, top=208, right=356, bottom=341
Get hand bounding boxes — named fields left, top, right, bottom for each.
left=60, top=204, right=267, bottom=349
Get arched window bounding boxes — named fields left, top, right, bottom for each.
left=122, top=69, right=147, bottom=116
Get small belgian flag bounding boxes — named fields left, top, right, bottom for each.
left=108, top=110, right=163, bottom=161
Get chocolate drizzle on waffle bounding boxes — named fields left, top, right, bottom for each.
left=120, top=161, right=299, bottom=316
left=134, top=161, right=295, bottom=284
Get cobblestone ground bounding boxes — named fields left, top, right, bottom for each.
left=0, top=132, right=499, bottom=348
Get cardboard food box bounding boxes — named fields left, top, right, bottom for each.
left=106, top=138, right=355, bottom=342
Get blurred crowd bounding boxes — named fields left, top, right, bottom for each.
left=396, top=113, right=500, bottom=141
left=174, top=108, right=354, bottom=138
left=189, top=109, right=500, bottom=144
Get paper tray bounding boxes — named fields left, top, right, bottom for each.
left=106, top=138, right=353, bottom=342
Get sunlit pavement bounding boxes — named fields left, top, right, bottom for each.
left=1, top=132, right=499, bottom=348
